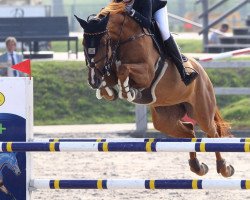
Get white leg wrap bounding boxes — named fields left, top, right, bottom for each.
left=118, top=79, right=123, bottom=99
left=101, top=81, right=107, bottom=87
left=115, top=60, right=121, bottom=71
left=127, top=89, right=135, bottom=102
left=123, top=77, right=133, bottom=100
left=90, top=68, right=96, bottom=85
left=96, top=89, right=102, bottom=100
left=154, top=6, right=170, bottom=41
left=123, top=77, right=129, bottom=88
left=105, top=87, right=113, bottom=97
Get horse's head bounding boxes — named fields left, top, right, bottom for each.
left=75, top=14, right=111, bottom=89
left=75, top=2, right=144, bottom=90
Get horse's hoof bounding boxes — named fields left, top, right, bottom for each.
left=228, top=165, right=235, bottom=177
left=192, top=163, right=209, bottom=176
left=219, top=165, right=235, bottom=178
left=189, top=158, right=209, bottom=176
left=217, top=159, right=235, bottom=177
left=200, top=163, right=209, bottom=175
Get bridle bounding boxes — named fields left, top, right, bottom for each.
left=84, top=14, right=150, bottom=79
left=84, top=29, right=111, bottom=78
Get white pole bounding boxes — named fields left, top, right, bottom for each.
left=199, top=48, right=250, bottom=62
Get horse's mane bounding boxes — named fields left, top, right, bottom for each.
left=98, top=1, right=125, bottom=17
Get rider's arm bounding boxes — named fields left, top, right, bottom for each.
left=128, top=0, right=152, bottom=29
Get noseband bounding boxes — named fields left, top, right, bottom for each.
left=84, top=14, right=148, bottom=79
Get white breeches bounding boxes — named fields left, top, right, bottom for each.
left=153, top=5, right=170, bottom=41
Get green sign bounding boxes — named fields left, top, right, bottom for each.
left=0, top=123, right=6, bottom=134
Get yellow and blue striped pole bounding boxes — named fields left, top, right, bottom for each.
left=45, top=138, right=250, bottom=143
left=31, top=179, right=250, bottom=190
left=1, top=141, right=250, bottom=152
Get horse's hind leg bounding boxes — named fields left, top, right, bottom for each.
left=150, top=105, right=209, bottom=176
left=214, top=109, right=234, bottom=177
left=192, top=100, right=234, bottom=177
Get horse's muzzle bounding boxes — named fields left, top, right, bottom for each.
left=88, top=77, right=102, bottom=89
left=88, top=66, right=103, bottom=89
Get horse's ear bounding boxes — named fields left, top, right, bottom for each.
left=101, top=13, right=110, bottom=26
left=74, top=15, right=88, bottom=30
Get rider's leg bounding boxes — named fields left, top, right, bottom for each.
left=153, top=6, right=198, bottom=86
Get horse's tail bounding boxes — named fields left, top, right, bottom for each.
left=214, top=107, right=233, bottom=137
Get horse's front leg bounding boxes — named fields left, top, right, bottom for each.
left=117, top=63, right=152, bottom=102
left=118, top=77, right=142, bottom=102
left=96, top=86, right=118, bottom=101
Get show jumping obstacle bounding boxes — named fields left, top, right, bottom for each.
left=0, top=78, right=250, bottom=200
left=1, top=141, right=250, bottom=152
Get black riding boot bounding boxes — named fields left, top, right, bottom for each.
left=164, top=35, right=198, bottom=85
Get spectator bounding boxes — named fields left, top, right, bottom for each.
left=0, top=37, right=24, bottom=77
left=209, top=23, right=229, bottom=44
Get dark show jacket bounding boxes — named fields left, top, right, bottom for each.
left=130, top=0, right=167, bottom=28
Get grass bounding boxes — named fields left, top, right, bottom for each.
left=51, top=40, right=83, bottom=52
left=206, top=68, right=250, bottom=87
left=221, top=98, right=250, bottom=129
left=32, top=61, right=135, bottom=125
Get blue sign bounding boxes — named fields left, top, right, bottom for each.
left=0, top=113, right=26, bottom=200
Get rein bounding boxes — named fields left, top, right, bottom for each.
left=119, top=28, right=151, bottom=46
left=103, top=14, right=127, bottom=76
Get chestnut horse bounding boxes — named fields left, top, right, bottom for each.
left=75, top=4, right=234, bottom=177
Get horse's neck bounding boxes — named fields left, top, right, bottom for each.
left=124, top=18, right=161, bottom=62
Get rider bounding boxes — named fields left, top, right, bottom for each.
left=114, top=0, right=198, bottom=86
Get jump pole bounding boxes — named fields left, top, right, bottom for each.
left=1, top=141, right=250, bottom=152
left=30, top=179, right=250, bottom=190
left=35, top=137, right=250, bottom=143
left=199, top=47, right=250, bottom=62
